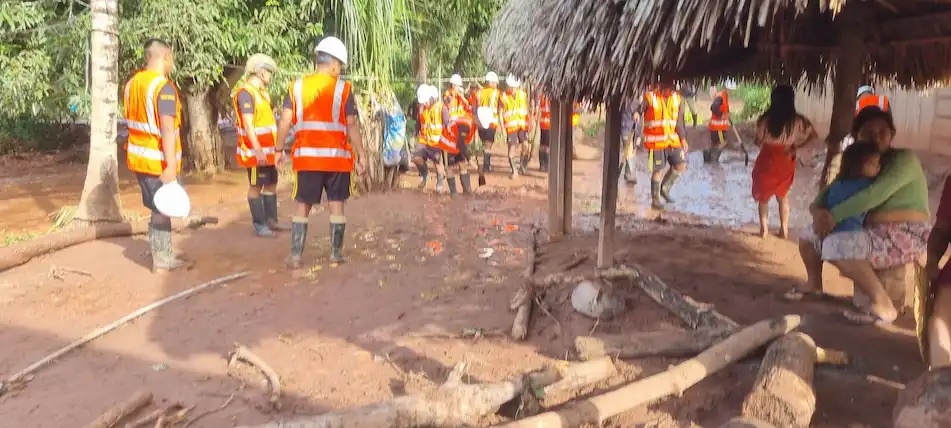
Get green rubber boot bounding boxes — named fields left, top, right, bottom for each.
left=286, top=220, right=308, bottom=268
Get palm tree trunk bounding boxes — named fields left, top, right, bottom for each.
left=413, top=42, right=428, bottom=84
left=73, top=0, right=123, bottom=225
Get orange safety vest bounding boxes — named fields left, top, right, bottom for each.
left=855, top=93, right=890, bottom=115
left=447, top=92, right=474, bottom=132
left=643, top=91, right=683, bottom=150
left=539, top=95, right=551, bottom=130
left=123, top=69, right=182, bottom=176
left=501, top=89, right=528, bottom=134
left=708, top=90, right=730, bottom=131
left=232, top=83, right=277, bottom=167
left=421, top=101, right=459, bottom=154
left=288, top=73, right=353, bottom=172
left=571, top=103, right=581, bottom=127
left=478, top=88, right=501, bottom=128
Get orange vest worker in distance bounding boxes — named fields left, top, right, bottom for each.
left=537, top=93, right=552, bottom=172
left=232, top=53, right=286, bottom=238
left=411, top=85, right=451, bottom=193
left=706, top=80, right=734, bottom=163
left=640, top=83, right=688, bottom=210
left=477, top=72, right=504, bottom=174
left=502, top=75, right=530, bottom=178
left=444, top=74, right=474, bottom=196
left=274, top=36, right=366, bottom=268
left=855, top=85, right=890, bottom=116
left=123, top=37, right=187, bottom=273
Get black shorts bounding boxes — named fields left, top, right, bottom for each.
left=710, top=130, right=728, bottom=148
left=136, top=173, right=183, bottom=213
left=648, top=147, right=686, bottom=171
left=414, top=145, right=443, bottom=163
left=293, top=171, right=351, bottom=204
left=539, top=129, right=551, bottom=148
left=477, top=127, right=497, bottom=143
left=506, top=130, right=529, bottom=146
left=247, top=165, right=278, bottom=187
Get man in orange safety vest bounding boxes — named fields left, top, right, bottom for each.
left=640, top=79, right=688, bottom=209
left=274, top=37, right=367, bottom=267
left=705, top=79, right=736, bottom=163
left=123, top=38, right=188, bottom=273
left=855, top=85, right=890, bottom=116
left=501, top=74, right=530, bottom=178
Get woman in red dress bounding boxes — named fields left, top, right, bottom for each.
left=751, top=85, right=818, bottom=238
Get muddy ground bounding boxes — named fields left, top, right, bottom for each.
left=0, top=123, right=946, bottom=427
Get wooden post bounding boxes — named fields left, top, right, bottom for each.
left=598, top=98, right=622, bottom=269
left=820, top=4, right=869, bottom=188
left=548, top=101, right=573, bottom=240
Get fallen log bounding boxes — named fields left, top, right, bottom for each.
left=512, top=226, right=540, bottom=340
left=629, top=264, right=738, bottom=330
left=894, top=366, right=951, bottom=428
left=718, top=417, right=777, bottom=428
left=0, top=215, right=218, bottom=272
left=237, top=363, right=562, bottom=428
left=574, top=327, right=738, bottom=360
left=83, top=390, right=152, bottom=428
left=541, top=357, right=616, bottom=398
left=229, top=345, right=282, bottom=410
left=738, top=332, right=817, bottom=428
left=498, top=315, right=802, bottom=428
left=0, top=272, right=249, bottom=396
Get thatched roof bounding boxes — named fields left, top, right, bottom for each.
left=484, top=0, right=951, bottom=103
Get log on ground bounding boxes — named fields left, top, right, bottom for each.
left=238, top=364, right=562, bottom=428
left=719, top=417, right=777, bottom=428
left=512, top=225, right=540, bottom=340
left=83, top=390, right=152, bottom=428
left=739, top=332, right=818, bottom=428
left=574, top=326, right=738, bottom=360
left=894, top=366, right=951, bottom=428
left=498, top=315, right=803, bottom=428
left=629, top=264, right=738, bottom=330
left=541, top=357, right=617, bottom=397
left=0, top=216, right=218, bottom=272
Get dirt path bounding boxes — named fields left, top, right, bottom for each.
left=0, top=136, right=930, bottom=427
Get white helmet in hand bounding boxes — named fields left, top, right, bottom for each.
left=315, top=36, right=348, bottom=65
left=506, top=74, right=521, bottom=88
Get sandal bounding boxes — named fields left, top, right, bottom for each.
left=842, top=309, right=895, bottom=326
left=782, top=288, right=827, bottom=302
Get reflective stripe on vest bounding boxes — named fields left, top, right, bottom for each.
left=539, top=96, right=551, bottom=130
left=643, top=92, right=682, bottom=149
left=123, top=69, right=182, bottom=175
left=708, top=90, right=730, bottom=131
left=478, top=88, right=500, bottom=127
left=855, top=94, right=889, bottom=115
left=289, top=73, right=353, bottom=172
left=232, top=83, right=278, bottom=167
left=502, top=90, right=528, bottom=133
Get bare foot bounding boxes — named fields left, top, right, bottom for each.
left=779, top=229, right=789, bottom=240
left=759, top=228, right=769, bottom=239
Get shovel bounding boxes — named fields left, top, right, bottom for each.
left=728, top=118, right=750, bottom=166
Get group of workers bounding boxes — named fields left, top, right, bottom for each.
left=124, top=36, right=365, bottom=272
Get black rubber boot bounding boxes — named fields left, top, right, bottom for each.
left=539, top=151, right=549, bottom=172
left=623, top=158, right=637, bottom=184
left=286, top=220, right=308, bottom=268
left=520, top=154, right=530, bottom=174
left=478, top=174, right=487, bottom=186
left=435, top=173, right=445, bottom=193
left=262, top=193, right=288, bottom=231
left=329, top=222, right=346, bottom=263
left=149, top=221, right=186, bottom=273
left=508, top=157, right=519, bottom=178
left=416, top=162, right=429, bottom=189
left=248, top=197, right=275, bottom=237
left=702, top=149, right=712, bottom=163
left=651, top=180, right=664, bottom=209
left=660, top=169, right=681, bottom=203
left=483, top=153, right=492, bottom=172
left=460, top=174, right=473, bottom=194
left=447, top=177, right=458, bottom=197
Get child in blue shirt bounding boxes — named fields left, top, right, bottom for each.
left=825, top=140, right=882, bottom=233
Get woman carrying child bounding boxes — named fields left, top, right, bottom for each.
left=789, top=107, right=931, bottom=325
left=751, top=85, right=818, bottom=239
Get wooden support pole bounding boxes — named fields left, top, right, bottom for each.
left=548, top=101, right=573, bottom=240
left=598, top=98, right=622, bottom=269
left=562, top=103, right=573, bottom=236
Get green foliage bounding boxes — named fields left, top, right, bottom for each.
left=734, top=84, right=771, bottom=122
left=0, top=117, right=89, bottom=155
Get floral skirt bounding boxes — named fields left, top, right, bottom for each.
left=802, top=222, right=930, bottom=269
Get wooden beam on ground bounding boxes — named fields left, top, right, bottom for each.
left=597, top=98, right=622, bottom=269
left=548, top=101, right=573, bottom=240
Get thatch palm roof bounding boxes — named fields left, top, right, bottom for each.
left=484, top=0, right=951, bottom=103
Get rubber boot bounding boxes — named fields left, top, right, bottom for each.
left=149, top=221, right=185, bottom=273
left=460, top=173, right=473, bottom=195
left=329, top=219, right=346, bottom=263
left=660, top=169, right=681, bottom=203
left=650, top=179, right=664, bottom=209
left=509, top=157, right=520, bottom=178
left=623, top=157, right=637, bottom=184
left=447, top=177, right=458, bottom=197
left=709, top=147, right=722, bottom=164
left=539, top=151, right=549, bottom=172
left=262, top=193, right=289, bottom=231
left=520, top=154, right=530, bottom=174
left=478, top=174, right=487, bottom=186
left=702, top=149, right=712, bottom=164
left=483, top=153, right=492, bottom=172
left=416, top=162, right=429, bottom=189
left=285, top=218, right=308, bottom=268
left=248, top=197, right=275, bottom=237
left=435, top=173, right=445, bottom=193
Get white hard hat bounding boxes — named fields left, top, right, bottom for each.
left=485, top=72, right=499, bottom=83
left=153, top=182, right=191, bottom=218
left=315, top=36, right=348, bottom=65
left=506, top=74, right=521, bottom=88
left=427, top=85, right=441, bottom=102
left=856, top=85, right=874, bottom=98
left=450, top=74, right=463, bottom=86
left=245, top=53, right=277, bottom=75
left=723, top=78, right=737, bottom=90
left=416, top=84, right=430, bottom=105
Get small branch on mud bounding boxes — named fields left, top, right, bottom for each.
left=182, top=393, right=235, bottom=428
left=229, top=345, right=282, bottom=411
left=534, top=296, right=563, bottom=337
left=49, top=265, right=93, bottom=281
left=558, top=253, right=589, bottom=272
left=499, top=316, right=802, bottom=428
left=512, top=225, right=541, bottom=341
left=408, top=327, right=507, bottom=340
left=84, top=390, right=152, bottom=428
left=129, top=403, right=192, bottom=428
left=0, top=215, right=219, bottom=273
left=541, top=357, right=617, bottom=398
left=0, top=272, right=250, bottom=396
